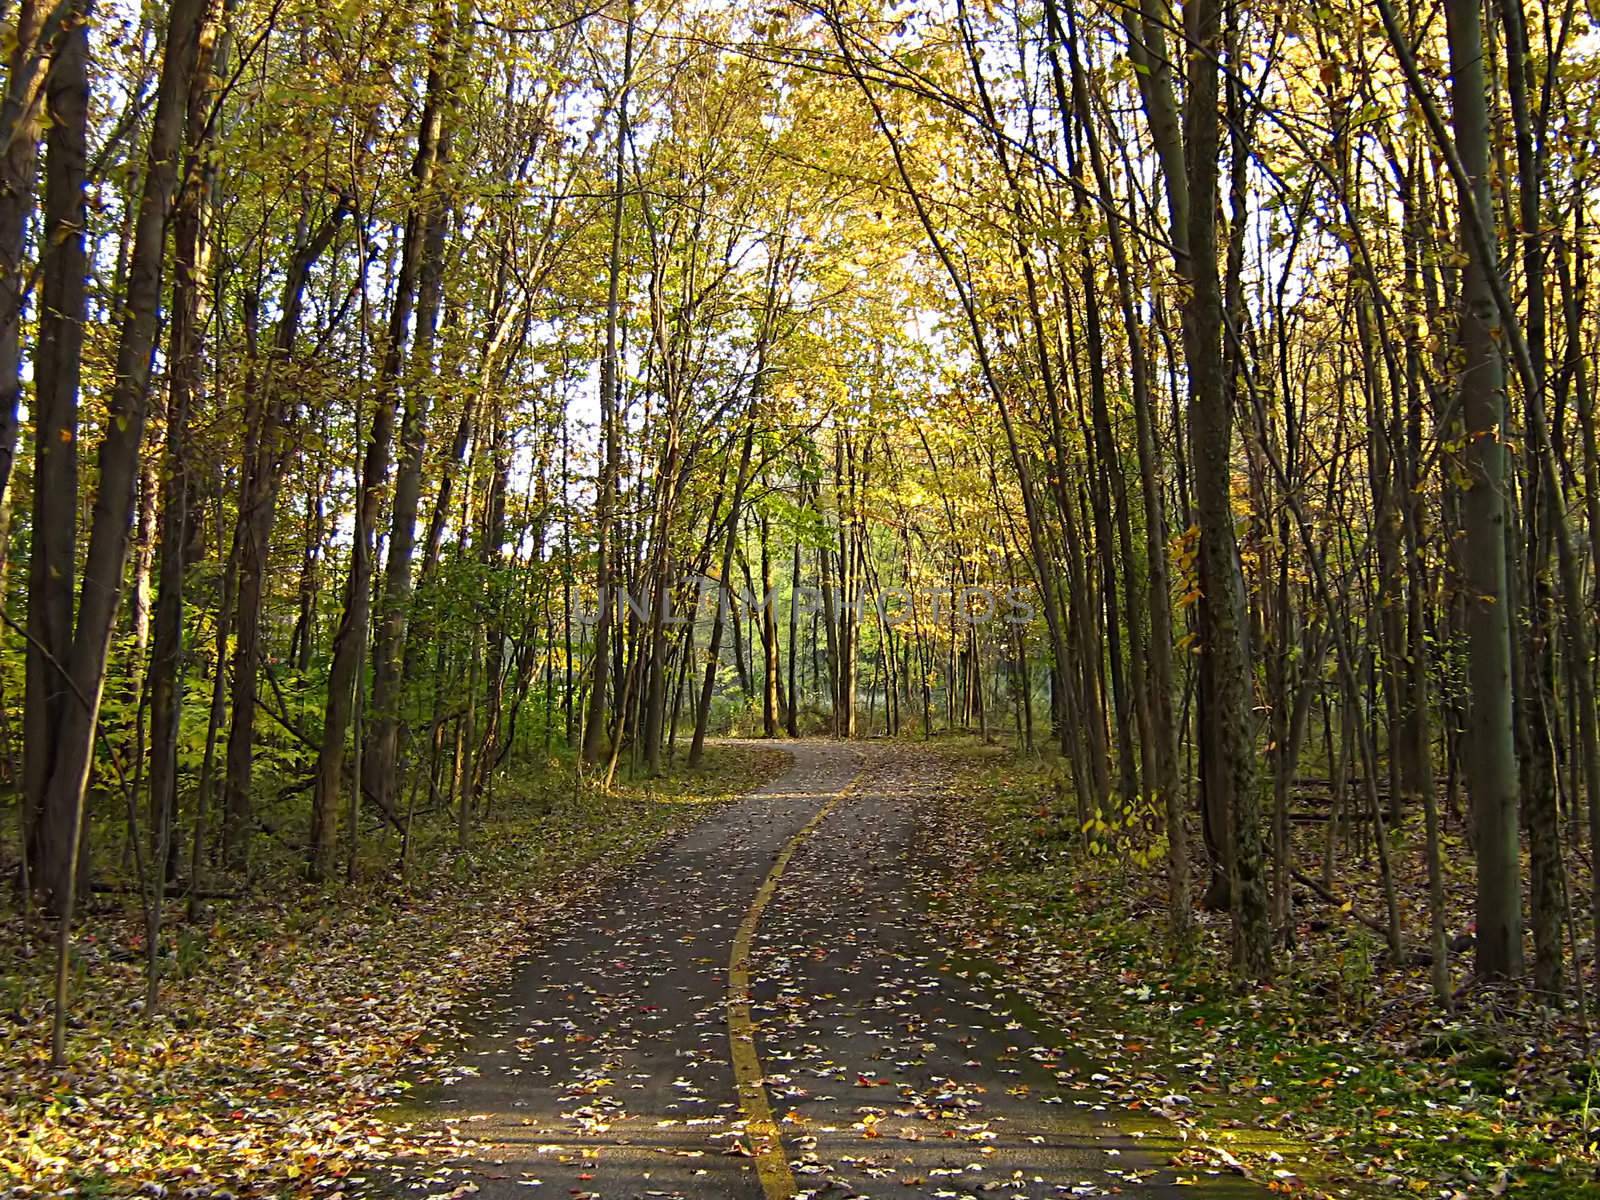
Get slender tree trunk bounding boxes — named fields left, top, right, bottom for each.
left=1444, top=0, right=1523, bottom=979
left=368, top=10, right=460, bottom=809
left=1178, top=0, right=1270, bottom=977
left=0, top=0, right=46, bottom=511
left=310, top=12, right=451, bottom=876
left=690, top=404, right=756, bottom=766
left=581, top=6, right=633, bottom=766
left=221, top=201, right=349, bottom=870
left=1050, top=0, right=1188, bottom=939
left=25, top=0, right=88, bottom=913
left=146, top=0, right=224, bottom=1014
left=759, top=503, right=779, bottom=738
left=41, top=0, right=209, bottom=1063
left=786, top=523, right=800, bottom=737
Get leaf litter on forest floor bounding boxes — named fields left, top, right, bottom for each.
left=913, top=742, right=1600, bottom=1199
left=0, top=746, right=787, bottom=1198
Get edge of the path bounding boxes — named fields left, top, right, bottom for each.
left=905, top=739, right=1406, bottom=1200
left=0, top=741, right=795, bottom=1200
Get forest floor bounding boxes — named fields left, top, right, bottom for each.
left=923, top=742, right=1600, bottom=1200
left=0, top=742, right=788, bottom=1197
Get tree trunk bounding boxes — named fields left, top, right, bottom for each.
left=41, top=0, right=209, bottom=1064
left=147, top=0, right=225, bottom=920
left=310, top=11, right=451, bottom=876
left=221, top=200, right=349, bottom=870
left=1179, top=0, right=1270, bottom=977
left=581, top=5, right=633, bottom=766
left=25, top=0, right=88, bottom=913
left=689, top=405, right=756, bottom=766
left=1445, top=0, right=1523, bottom=979
left=367, top=11, right=460, bottom=810
left=1050, top=0, right=1188, bottom=939
left=0, top=0, right=46, bottom=512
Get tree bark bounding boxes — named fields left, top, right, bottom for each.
left=581, top=4, right=633, bottom=766
left=367, top=5, right=461, bottom=809
left=24, top=0, right=87, bottom=912
left=41, top=0, right=209, bottom=1063
left=1178, top=0, right=1270, bottom=977
left=1445, top=0, right=1523, bottom=979
left=147, top=0, right=225, bottom=915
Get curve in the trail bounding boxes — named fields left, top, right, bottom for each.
left=374, top=742, right=1263, bottom=1200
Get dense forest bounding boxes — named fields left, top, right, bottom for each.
left=3, top=0, right=1600, bottom=1191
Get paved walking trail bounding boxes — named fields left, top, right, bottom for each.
left=375, top=742, right=1260, bottom=1200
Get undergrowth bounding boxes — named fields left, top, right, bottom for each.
left=920, top=742, right=1600, bottom=1199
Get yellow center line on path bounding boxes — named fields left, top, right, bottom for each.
left=727, top=758, right=864, bottom=1200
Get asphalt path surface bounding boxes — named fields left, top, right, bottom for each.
left=373, top=742, right=1261, bottom=1200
